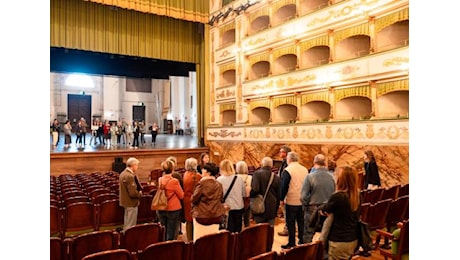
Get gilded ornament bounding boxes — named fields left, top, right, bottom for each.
left=343, top=127, right=354, bottom=139
left=293, top=127, right=298, bottom=139
left=326, top=126, right=333, bottom=139
left=277, top=129, right=285, bottom=139
left=265, top=127, right=271, bottom=138
left=307, top=128, right=316, bottom=139
left=386, top=125, right=400, bottom=140
left=366, top=124, right=375, bottom=139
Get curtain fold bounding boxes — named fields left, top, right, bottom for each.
left=301, top=91, right=329, bottom=105
left=375, top=8, right=409, bottom=33
left=84, top=0, right=209, bottom=23
left=51, top=0, right=203, bottom=64
left=335, top=85, right=370, bottom=101
left=376, top=79, right=409, bottom=97
left=249, top=99, right=270, bottom=110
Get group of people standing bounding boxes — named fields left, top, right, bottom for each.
left=117, top=147, right=381, bottom=260
left=51, top=118, right=160, bottom=149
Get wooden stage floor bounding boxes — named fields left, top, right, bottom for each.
left=50, top=132, right=201, bottom=153
left=50, top=133, right=208, bottom=177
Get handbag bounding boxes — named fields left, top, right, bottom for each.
left=250, top=172, right=274, bottom=215
left=219, top=176, right=237, bottom=230
left=151, top=178, right=170, bottom=211
left=357, top=220, right=374, bottom=254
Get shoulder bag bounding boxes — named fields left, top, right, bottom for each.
left=218, top=176, right=238, bottom=229
left=250, top=172, right=274, bottom=215
left=151, top=177, right=171, bottom=211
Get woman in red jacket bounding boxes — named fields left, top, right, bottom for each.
left=156, top=160, right=184, bottom=241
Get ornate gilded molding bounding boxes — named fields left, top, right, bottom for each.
left=206, top=120, right=408, bottom=145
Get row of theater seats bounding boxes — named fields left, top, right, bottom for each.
left=51, top=194, right=158, bottom=239
left=360, top=183, right=409, bottom=204
left=50, top=222, right=288, bottom=260
left=358, top=184, right=409, bottom=256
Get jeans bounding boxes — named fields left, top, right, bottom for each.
left=303, top=204, right=321, bottom=243
left=158, top=210, right=181, bottom=241
left=286, top=204, right=304, bottom=246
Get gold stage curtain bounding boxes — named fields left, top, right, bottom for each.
left=51, top=0, right=203, bottom=64
left=83, top=0, right=209, bottom=24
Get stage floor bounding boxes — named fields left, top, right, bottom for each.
left=50, top=133, right=201, bottom=153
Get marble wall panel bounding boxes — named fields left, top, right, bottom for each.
left=206, top=141, right=408, bottom=187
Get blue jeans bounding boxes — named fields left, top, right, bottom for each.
left=286, top=204, right=304, bottom=246
left=158, top=210, right=181, bottom=241
left=303, top=204, right=321, bottom=243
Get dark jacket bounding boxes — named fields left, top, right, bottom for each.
left=250, top=166, right=280, bottom=221
left=364, top=161, right=381, bottom=187
left=191, top=177, right=226, bottom=219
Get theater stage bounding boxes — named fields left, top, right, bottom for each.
left=50, top=133, right=209, bottom=180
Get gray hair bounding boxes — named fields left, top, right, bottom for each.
left=236, top=161, right=249, bottom=175
left=261, top=157, right=273, bottom=167
left=287, top=151, right=299, bottom=162
left=126, top=157, right=139, bottom=167
left=185, top=157, right=198, bottom=171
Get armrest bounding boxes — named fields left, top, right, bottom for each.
left=374, top=228, right=394, bottom=250
left=376, top=229, right=394, bottom=239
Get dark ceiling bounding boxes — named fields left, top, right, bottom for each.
left=50, top=47, right=196, bottom=79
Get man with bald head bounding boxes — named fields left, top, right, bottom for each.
left=300, top=153, right=336, bottom=243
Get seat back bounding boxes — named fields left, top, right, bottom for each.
left=81, top=249, right=132, bottom=260
left=138, top=240, right=192, bottom=260
left=51, top=205, right=62, bottom=237
left=279, top=241, right=323, bottom=260
left=193, top=230, right=236, bottom=260
left=50, top=237, right=64, bottom=260
left=380, top=185, right=400, bottom=201
left=93, top=193, right=118, bottom=205
left=64, top=195, right=91, bottom=206
left=96, top=199, right=124, bottom=231
left=67, top=230, right=119, bottom=260
left=63, top=202, right=96, bottom=237
left=378, top=220, right=409, bottom=260
left=359, top=203, right=370, bottom=221
left=385, top=195, right=409, bottom=231
left=247, top=251, right=279, bottom=260
left=235, top=223, right=274, bottom=260
left=398, top=220, right=409, bottom=258
left=120, top=223, right=165, bottom=255
left=398, top=184, right=409, bottom=198
left=363, top=198, right=392, bottom=231
left=137, top=194, right=156, bottom=223
left=362, top=187, right=385, bottom=204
